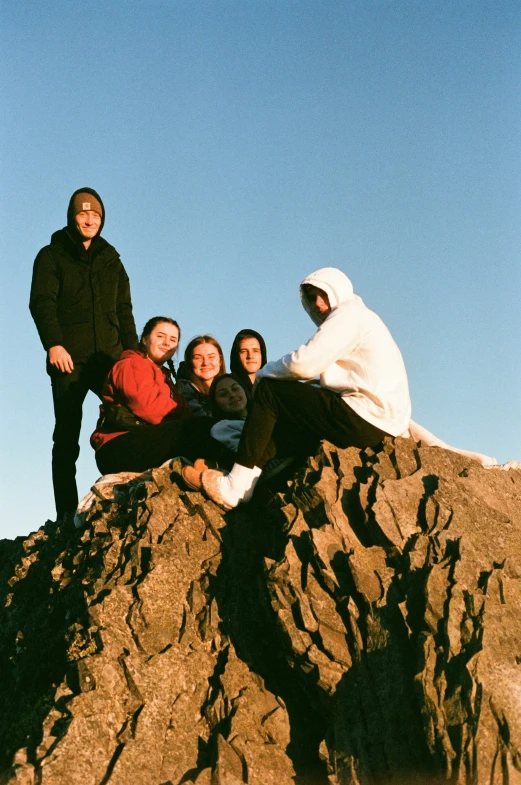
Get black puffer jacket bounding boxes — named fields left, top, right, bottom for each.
left=29, top=189, right=138, bottom=363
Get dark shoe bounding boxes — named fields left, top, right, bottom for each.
left=56, top=511, right=75, bottom=529
left=258, top=457, right=295, bottom=484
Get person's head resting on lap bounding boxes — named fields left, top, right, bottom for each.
left=210, top=374, right=249, bottom=420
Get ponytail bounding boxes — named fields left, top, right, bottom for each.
left=166, top=358, right=177, bottom=381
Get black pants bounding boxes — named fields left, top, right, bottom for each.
left=236, top=378, right=389, bottom=469
left=50, top=354, right=114, bottom=517
left=95, top=418, right=234, bottom=475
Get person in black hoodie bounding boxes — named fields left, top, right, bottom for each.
left=229, top=329, right=267, bottom=398
left=30, top=187, right=138, bottom=524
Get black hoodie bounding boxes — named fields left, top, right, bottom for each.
left=229, top=329, right=267, bottom=396
left=29, top=187, right=138, bottom=363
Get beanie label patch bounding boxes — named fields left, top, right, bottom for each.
left=82, top=202, right=91, bottom=210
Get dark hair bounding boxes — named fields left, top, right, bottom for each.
left=139, top=316, right=181, bottom=378
left=229, top=329, right=267, bottom=391
left=184, top=335, right=226, bottom=395
left=209, top=373, right=249, bottom=420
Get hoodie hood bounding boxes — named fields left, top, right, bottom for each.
left=67, top=187, right=106, bottom=236
left=300, top=267, right=361, bottom=326
left=229, top=329, right=268, bottom=378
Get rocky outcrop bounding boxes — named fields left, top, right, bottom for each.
left=1, top=439, right=520, bottom=785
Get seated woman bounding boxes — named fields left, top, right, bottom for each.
left=229, top=329, right=267, bottom=398
left=91, top=317, right=229, bottom=475
left=177, top=335, right=226, bottom=417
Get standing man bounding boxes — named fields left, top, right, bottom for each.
left=30, top=187, right=139, bottom=524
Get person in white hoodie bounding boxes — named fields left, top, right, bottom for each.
left=200, top=267, right=412, bottom=509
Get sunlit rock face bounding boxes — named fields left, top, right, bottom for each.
left=1, top=438, right=520, bottom=785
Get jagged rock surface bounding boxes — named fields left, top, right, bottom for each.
left=1, top=439, right=520, bottom=785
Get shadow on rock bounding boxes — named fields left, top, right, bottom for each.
left=214, top=495, right=331, bottom=784
left=0, top=519, right=105, bottom=770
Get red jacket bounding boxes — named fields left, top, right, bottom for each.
left=91, top=350, right=191, bottom=451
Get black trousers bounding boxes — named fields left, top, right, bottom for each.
left=236, top=378, right=389, bottom=469
left=95, top=418, right=234, bottom=476
left=50, top=354, right=114, bottom=517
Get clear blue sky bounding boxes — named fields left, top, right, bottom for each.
left=1, top=1, right=520, bottom=539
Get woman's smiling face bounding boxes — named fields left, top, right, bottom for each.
left=190, top=342, right=221, bottom=386
left=143, top=322, right=179, bottom=366
left=214, top=377, right=248, bottom=417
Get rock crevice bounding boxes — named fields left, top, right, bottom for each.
left=0, top=438, right=520, bottom=784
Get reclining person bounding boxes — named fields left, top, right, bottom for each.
left=209, top=374, right=249, bottom=449
left=199, top=267, right=412, bottom=509
left=181, top=374, right=249, bottom=490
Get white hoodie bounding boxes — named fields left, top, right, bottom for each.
left=256, top=267, right=411, bottom=436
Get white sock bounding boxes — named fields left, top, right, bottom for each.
left=218, top=464, right=262, bottom=506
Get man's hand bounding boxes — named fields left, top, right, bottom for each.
left=48, top=345, right=74, bottom=373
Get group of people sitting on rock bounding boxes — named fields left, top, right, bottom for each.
left=30, top=189, right=516, bottom=525
left=89, top=267, right=506, bottom=511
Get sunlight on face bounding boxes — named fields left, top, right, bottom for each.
left=191, top=343, right=221, bottom=385
left=75, top=210, right=101, bottom=239
left=143, top=322, right=179, bottom=366
left=238, top=337, right=262, bottom=378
